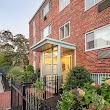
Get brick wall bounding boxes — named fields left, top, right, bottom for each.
left=0, top=91, right=11, bottom=109
left=29, top=0, right=110, bottom=73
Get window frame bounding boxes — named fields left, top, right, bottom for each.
left=85, top=0, right=101, bottom=11
left=59, top=21, right=70, bottom=40
left=42, top=24, right=52, bottom=39
left=85, top=24, right=110, bottom=51
left=59, top=0, right=70, bottom=12
left=42, top=0, right=51, bottom=18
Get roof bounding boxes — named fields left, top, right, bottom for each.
left=31, top=37, right=76, bottom=52
left=29, top=0, right=46, bottom=23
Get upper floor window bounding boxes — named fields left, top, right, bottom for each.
left=33, top=20, right=36, bottom=44
left=42, top=0, right=51, bottom=17
left=59, top=0, right=70, bottom=11
left=85, top=0, right=100, bottom=11
left=86, top=24, right=110, bottom=51
left=60, top=22, right=70, bottom=40
left=42, top=24, right=51, bottom=38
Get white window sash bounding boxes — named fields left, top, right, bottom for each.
left=60, top=22, right=70, bottom=39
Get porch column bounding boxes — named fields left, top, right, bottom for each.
left=74, top=49, right=76, bottom=66
left=57, top=46, right=61, bottom=91
left=33, top=52, right=36, bottom=73
left=40, top=52, right=43, bottom=78
left=57, top=46, right=61, bottom=76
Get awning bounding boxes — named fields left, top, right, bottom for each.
left=31, top=37, right=76, bottom=52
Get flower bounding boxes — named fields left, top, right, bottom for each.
left=105, top=79, right=110, bottom=86
left=92, top=83, right=100, bottom=89
left=102, top=99, right=105, bottom=104
left=77, top=88, right=81, bottom=92
left=94, top=84, right=100, bottom=89
left=91, top=83, right=95, bottom=87
left=79, top=89, right=85, bottom=97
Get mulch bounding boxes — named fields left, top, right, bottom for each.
left=45, top=95, right=60, bottom=110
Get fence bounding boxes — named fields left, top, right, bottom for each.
left=91, top=73, right=110, bottom=84
left=11, top=75, right=60, bottom=110
left=2, top=73, right=10, bottom=91
left=0, top=66, right=11, bottom=91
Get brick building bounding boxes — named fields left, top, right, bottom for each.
left=29, top=0, right=110, bottom=84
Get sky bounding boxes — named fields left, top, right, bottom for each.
left=0, top=0, right=44, bottom=38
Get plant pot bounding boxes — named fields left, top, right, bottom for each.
left=89, top=105, right=96, bottom=110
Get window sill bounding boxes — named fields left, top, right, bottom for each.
left=85, top=45, right=110, bottom=52
left=60, top=36, right=70, bottom=41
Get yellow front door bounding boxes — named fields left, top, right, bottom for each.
left=61, top=55, right=72, bottom=82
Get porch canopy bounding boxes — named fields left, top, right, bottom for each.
left=31, top=37, right=76, bottom=52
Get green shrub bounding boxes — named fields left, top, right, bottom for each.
left=33, top=68, right=40, bottom=81
left=58, top=91, right=74, bottom=110
left=65, top=66, right=93, bottom=90
left=24, top=64, right=34, bottom=73
left=7, top=66, right=22, bottom=82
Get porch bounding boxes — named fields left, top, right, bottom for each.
left=31, top=38, right=76, bottom=82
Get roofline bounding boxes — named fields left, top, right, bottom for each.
left=30, top=37, right=77, bottom=51
left=29, top=0, right=46, bottom=24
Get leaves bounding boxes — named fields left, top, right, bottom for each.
left=0, top=30, right=29, bottom=66
left=65, top=66, right=93, bottom=90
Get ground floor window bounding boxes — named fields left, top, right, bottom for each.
left=91, top=73, right=110, bottom=84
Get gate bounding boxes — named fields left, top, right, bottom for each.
left=11, top=75, right=60, bottom=110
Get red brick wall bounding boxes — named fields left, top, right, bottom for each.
left=0, top=91, right=11, bottom=109
left=29, top=0, right=110, bottom=73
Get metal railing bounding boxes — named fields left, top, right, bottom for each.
left=11, top=75, right=60, bottom=110
left=91, top=73, right=110, bottom=84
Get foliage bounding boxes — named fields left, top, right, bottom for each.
left=65, top=66, right=93, bottom=90
left=7, top=65, right=35, bottom=83
left=33, top=68, right=40, bottom=81
left=24, top=64, right=34, bottom=73
left=33, top=79, right=43, bottom=90
left=58, top=78, right=110, bottom=110
left=0, top=30, right=29, bottom=67
left=7, top=66, right=22, bottom=82
left=91, top=92, right=105, bottom=110
left=0, top=53, right=5, bottom=65
left=58, top=91, right=74, bottom=110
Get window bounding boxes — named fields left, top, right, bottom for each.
left=91, top=73, right=110, bottom=84
left=42, top=1, right=51, bottom=17
left=33, top=20, right=36, bottom=44
left=42, top=24, right=51, bottom=38
left=86, top=25, right=110, bottom=50
left=60, top=22, right=70, bottom=39
left=59, top=0, right=70, bottom=11
left=85, top=0, right=100, bottom=10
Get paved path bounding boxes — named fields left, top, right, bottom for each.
left=0, top=75, right=4, bottom=93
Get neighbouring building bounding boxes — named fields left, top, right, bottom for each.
left=29, top=0, right=110, bottom=84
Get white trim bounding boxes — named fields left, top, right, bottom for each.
left=57, top=46, right=61, bottom=76
left=31, top=37, right=76, bottom=52
left=59, top=0, right=70, bottom=12
left=85, top=0, right=101, bottom=11
left=59, top=21, right=70, bottom=40
left=85, top=24, right=110, bottom=51
left=42, top=23, right=52, bottom=39
left=42, top=0, right=51, bottom=18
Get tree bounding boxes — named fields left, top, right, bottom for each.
left=0, top=30, right=29, bottom=67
